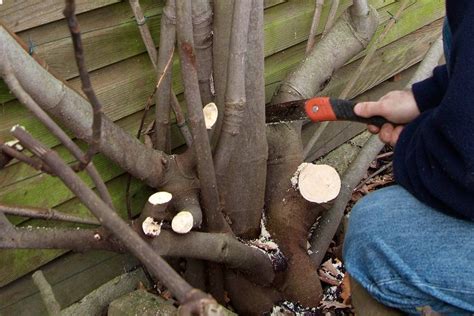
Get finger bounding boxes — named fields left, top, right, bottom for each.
left=379, top=123, right=394, bottom=144
left=390, top=125, right=405, bottom=146
left=367, top=124, right=380, bottom=134
left=354, top=102, right=382, bottom=118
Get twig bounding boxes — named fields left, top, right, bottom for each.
left=354, top=161, right=393, bottom=191
left=1, top=142, right=52, bottom=174
left=0, top=140, right=23, bottom=169
left=171, top=93, right=193, bottom=146
left=64, top=0, right=103, bottom=169
left=32, top=270, right=61, bottom=316
left=303, top=0, right=410, bottom=159
left=322, top=0, right=339, bottom=37
left=175, top=0, right=231, bottom=234
left=125, top=47, right=175, bottom=218
left=376, top=151, right=393, bottom=159
left=339, top=0, right=411, bottom=99
left=0, top=25, right=169, bottom=189
left=306, top=0, right=325, bottom=53
left=128, top=0, right=158, bottom=68
left=11, top=127, right=208, bottom=305
left=0, top=203, right=99, bottom=225
left=0, top=64, right=113, bottom=207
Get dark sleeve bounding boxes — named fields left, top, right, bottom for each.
left=393, top=10, right=474, bottom=220
left=411, top=65, right=449, bottom=112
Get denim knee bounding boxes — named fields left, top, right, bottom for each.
left=343, top=185, right=474, bottom=315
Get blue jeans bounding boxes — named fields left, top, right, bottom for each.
left=343, top=185, right=474, bottom=315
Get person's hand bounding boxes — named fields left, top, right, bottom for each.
left=354, top=90, right=420, bottom=146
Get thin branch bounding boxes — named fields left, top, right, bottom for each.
left=0, top=203, right=99, bottom=225
left=354, top=161, right=392, bottom=191
left=125, top=47, right=175, bottom=217
left=10, top=127, right=206, bottom=305
left=154, top=0, right=176, bottom=151
left=0, top=142, right=52, bottom=174
left=303, top=0, right=409, bottom=158
left=0, top=140, right=23, bottom=169
left=0, top=224, right=274, bottom=285
left=32, top=270, right=61, bottom=316
left=309, top=135, right=384, bottom=266
left=128, top=0, right=158, bottom=68
left=322, top=0, right=339, bottom=37
left=171, top=93, right=193, bottom=146
left=175, top=0, right=231, bottom=233
left=306, top=0, right=325, bottom=53
left=63, top=0, right=103, bottom=169
left=340, top=0, right=411, bottom=99
left=0, top=64, right=113, bottom=207
left=0, top=26, right=169, bottom=189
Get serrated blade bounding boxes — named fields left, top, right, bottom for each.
left=265, top=99, right=309, bottom=124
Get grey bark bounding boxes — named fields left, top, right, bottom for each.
left=32, top=270, right=61, bottom=316
left=0, top=26, right=168, bottom=189
left=216, top=0, right=268, bottom=238
left=0, top=61, right=113, bottom=207
left=154, top=0, right=176, bottom=151
left=192, top=0, right=214, bottom=105
left=175, top=0, right=230, bottom=233
left=11, top=127, right=199, bottom=304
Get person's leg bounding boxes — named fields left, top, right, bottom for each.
left=343, top=185, right=474, bottom=315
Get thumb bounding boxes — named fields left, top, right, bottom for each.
left=354, top=101, right=382, bottom=118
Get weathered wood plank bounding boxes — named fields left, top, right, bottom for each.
left=17, top=0, right=163, bottom=47
left=0, top=0, right=397, bottom=104
left=0, top=251, right=138, bottom=315
left=264, top=0, right=445, bottom=102
left=0, top=175, right=152, bottom=287
left=264, top=0, right=287, bottom=9
left=0, top=0, right=120, bottom=33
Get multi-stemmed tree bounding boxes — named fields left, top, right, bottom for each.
left=0, top=0, right=441, bottom=314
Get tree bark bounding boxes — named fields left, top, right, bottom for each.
left=0, top=25, right=168, bottom=189
left=265, top=1, right=378, bottom=306
left=216, top=0, right=268, bottom=239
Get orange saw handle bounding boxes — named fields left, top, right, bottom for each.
left=304, top=97, right=390, bottom=127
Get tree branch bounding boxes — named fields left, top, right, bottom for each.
left=0, top=142, right=52, bottom=174
left=175, top=0, right=231, bottom=234
left=0, top=62, right=113, bottom=207
left=154, top=0, right=176, bottom=151
left=191, top=0, right=214, bottom=105
left=322, top=0, right=339, bottom=37
left=306, top=0, right=324, bottom=53
left=32, top=270, right=61, bottom=316
left=0, top=203, right=99, bottom=225
left=0, top=24, right=169, bottom=189
left=0, top=223, right=274, bottom=285
left=63, top=0, right=103, bottom=168
left=213, top=0, right=251, bottom=175
left=10, top=127, right=206, bottom=305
